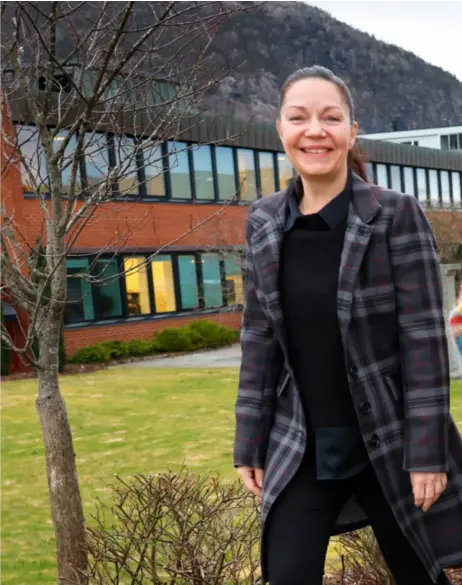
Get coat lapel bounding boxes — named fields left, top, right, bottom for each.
left=337, top=174, right=382, bottom=345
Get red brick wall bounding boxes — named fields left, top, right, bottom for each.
left=64, top=311, right=242, bottom=356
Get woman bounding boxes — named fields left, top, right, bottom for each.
left=234, top=66, right=462, bottom=585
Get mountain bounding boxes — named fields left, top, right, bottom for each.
left=203, top=1, right=462, bottom=133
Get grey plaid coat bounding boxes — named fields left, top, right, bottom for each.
left=234, top=173, right=462, bottom=583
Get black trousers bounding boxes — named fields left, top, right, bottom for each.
left=266, top=459, right=451, bottom=585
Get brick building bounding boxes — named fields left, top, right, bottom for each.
left=2, top=107, right=462, bottom=373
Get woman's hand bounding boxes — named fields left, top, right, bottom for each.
left=410, top=471, right=448, bottom=512
left=236, top=466, right=264, bottom=498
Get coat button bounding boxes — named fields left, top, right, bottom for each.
left=369, top=434, right=380, bottom=448
left=349, top=364, right=358, bottom=379
left=360, top=400, right=371, bottom=415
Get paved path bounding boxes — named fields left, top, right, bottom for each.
left=117, top=344, right=242, bottom=368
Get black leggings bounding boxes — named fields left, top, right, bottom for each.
left=266, top=460, right=451, bottom=585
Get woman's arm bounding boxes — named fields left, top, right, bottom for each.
left=234, top=202, right=275, bottom=470
left=389, top=193, right=450, bottom=473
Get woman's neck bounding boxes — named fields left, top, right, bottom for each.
left=299, top=169, right=349, bottom=215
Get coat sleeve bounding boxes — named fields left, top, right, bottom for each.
left=234, top=202, right=275, bottom=469
left=389, top=193, right=450, bottom=472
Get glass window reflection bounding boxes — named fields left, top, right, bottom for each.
left=237, top=149, right=257, bottom=201
left=215, top=146, right=236, bottom=201
left=259, top=152, right=276, bottom=196
left=168, top=141, right=191, bottom=199
left=192, top=145, right=214, bottom=200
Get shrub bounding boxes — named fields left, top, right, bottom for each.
left=84, top=471, right=261, bottom=585
left=152, top=327, right=196, bottom=353
left=69, top=320, right=238, bottom=364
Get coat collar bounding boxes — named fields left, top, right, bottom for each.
left=250, top=173, right=382, bottom=359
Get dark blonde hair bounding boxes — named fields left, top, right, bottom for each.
left=280, top=66, right=368, bottom=182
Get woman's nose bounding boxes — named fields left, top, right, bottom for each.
left=304, top=119, right=326, bottom=137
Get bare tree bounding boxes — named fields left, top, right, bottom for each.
left=0, top=2, right=250, bottom=582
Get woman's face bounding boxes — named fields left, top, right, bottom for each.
left=277, top=77, right=358, bottom=179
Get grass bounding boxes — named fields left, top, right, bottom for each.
left=1, top=369, right=462, bottom=585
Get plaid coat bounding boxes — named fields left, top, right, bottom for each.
left=234, top=173, right=462, bottom=583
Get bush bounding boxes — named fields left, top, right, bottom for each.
left=68, top=320, right=238, bottom=364
left=152, top=327, right=196, bottom=352
left=84, top=471, right=261, bottom=585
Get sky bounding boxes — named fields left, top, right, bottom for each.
left=305, top=1, right=462, bottom=82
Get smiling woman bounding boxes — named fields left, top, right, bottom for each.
left=234, top=65, right=462, bottom=585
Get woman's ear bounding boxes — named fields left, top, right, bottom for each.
left=276, top=119, right=283, bottom=142
left=350, top=121, right=359, bottom=149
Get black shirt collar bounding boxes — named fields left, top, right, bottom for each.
left=285, top=172, right=352, bottom=232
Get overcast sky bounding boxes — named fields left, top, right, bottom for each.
left=305, top=1, right=462, bottom=82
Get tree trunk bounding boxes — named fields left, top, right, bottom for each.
left=36, top=319, right=87, bottom=584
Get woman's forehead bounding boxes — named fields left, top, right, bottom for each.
left=283, top=78, right=346, bottom=109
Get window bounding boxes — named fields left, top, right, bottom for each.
left=113, top=136, right=139, bottom=196
left=178, top=256, right=199, bottom=309
left=366, top=162, right=374, bottom=183
left=94, top=258, right=123, bottom=318
left=65, top=258, right=94, bottom=323
left=428, top=169, right=439, bottom=204
left=215, top=146, right=236, bottom=200
left=376, top=164, right=388, bottom=188
left=390, top=165, right=401, bottom=192
left=16, top=125, right=48, bottom=193
left=440, top=171, right=451, bottom=206
left=201, top=253, right=223, bottom=308
left=416, top=168, right=427, bottom=201
left=53, top=131, right=81, bottom=193
left=152, top=255, right=176, bottom=312
left=192, top=145, right=214, bottom=200
left=123, top=257, right=151, bottom=315
left=237, top=149, right=257, bottom=201
left=277, top=153, right=293, bottom=189
left=403, top=167, right=415, bottom=196
left=450, top=134, right=458, bottom=150
left=168, top=141, right=191, bottom=199
left=84, top=132, right=110, bottom=189
left=441, top=135, right=449, bottom=150
left=259, top=152, right=276, bottom=196
left=224, top=255, right=243, bottom=305
left=452, top=172, right=461, bottom=205
left=143, top=142, right=166, bottom=197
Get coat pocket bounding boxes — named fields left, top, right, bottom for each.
left=276, top=371, right=291, bottom=397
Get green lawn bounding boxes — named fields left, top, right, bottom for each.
left=1, top=369, right=462, bottom=585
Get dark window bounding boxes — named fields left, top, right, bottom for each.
left=84, top=132, right=110, bottom=189
left=215, top=146, right=236, bottom=200
left=113, top=137, right=139, bottom=196
left=192, top=145, right=214, bottom=200
left=53, top=131, right=81, bottom=194
left=441, top=135, right=449, bottom=150
left=224, top=255, right=243, bottom=305
left=237, top=149, right=257, bottom=201
left=277, top=153, right=294, bottom=189
left=201, top=253, right=223, bottom=308
left=178, top=255, right=199, bottom=309
left=151, top=255, right=176, bottom=312
left=124, top=257, right=151, bottom=315
left=168, top=141, right=191, bottom=199
left=450, top=134, right=458, bottom=150
left=65, top=258, right=95, bottom=323
left=142, top=141, right=166, bottom=197
left=15, top=125, right=48, bottom=193
left=259, top=152, right=276, bottom=196
left=94, top=259, right=124, bottom=318
left=416, top=168, right=427, bottom=201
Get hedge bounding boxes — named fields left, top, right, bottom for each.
left=68, top=320, right=239, bottom=364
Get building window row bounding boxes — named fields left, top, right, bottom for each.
left=367, top=162, right=462, bottom=207
left=15, top=125, right=294, bottom=202
left=441, top=133, right=462, bottom=151
left=64, top=251, right=244, bottom=325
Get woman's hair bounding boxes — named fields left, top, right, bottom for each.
left=279, top=65, right=368, bottom=182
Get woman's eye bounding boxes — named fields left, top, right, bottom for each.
left=289, top=116, right=303, bottom=121
left=326, top=116, right=340, bottom=122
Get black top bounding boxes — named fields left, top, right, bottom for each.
left=280, top=173, right=369, bottom=480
